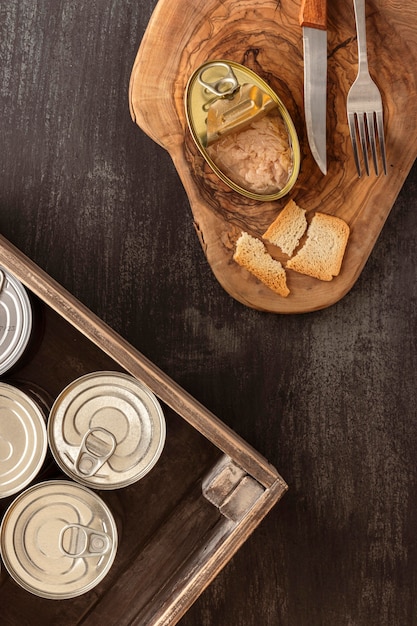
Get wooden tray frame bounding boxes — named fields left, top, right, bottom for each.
left=0, top=234, right=287, bottom=625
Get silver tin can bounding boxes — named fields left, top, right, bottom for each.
left=0, top=480, right=118, bottom=599
left=48, top=371, right=166, bottom=489
left=0, top=382, right=48, bottom=498
left=0, top=267, right=33, bottom=376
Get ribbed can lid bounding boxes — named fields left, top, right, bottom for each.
left=0, top=268, right=33, bottom=376
left=0, top=382, right=48, bottom=498
left=48, top=371, right=166, bottom=489
left=0, top=480, right=118, bottom=599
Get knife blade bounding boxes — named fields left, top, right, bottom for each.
left=299, top=0, right=327, bottom=175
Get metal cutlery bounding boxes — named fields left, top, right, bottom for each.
left=347, top=0, right=387, bottom=176
left=299, top=0, right=328, bottom=175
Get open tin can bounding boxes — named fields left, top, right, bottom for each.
left=0, top=267, right=33, bottom=376
left=185, top=60, right=300, bottom=201
left=48, top=371, right=166, bottom=490
left=0, top=382, right=48, bottom=498
left=0, top=480, right=118, bottom=598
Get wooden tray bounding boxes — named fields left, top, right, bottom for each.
left=0, top=235, right=287, bottom=625
left=129, top=0, right=417, bottom=313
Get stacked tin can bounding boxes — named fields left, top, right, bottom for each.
left=48, top=371, right=166, bottom=491
left=0, top=267, right=45, bottom=500
left=0, top=267, right=34, bottom=377
left=1, top=480, right=119, bottom=598
left=0, top=267, right=166, bottom=599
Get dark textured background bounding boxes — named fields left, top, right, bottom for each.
left=1, top=1, right=416, bottom=624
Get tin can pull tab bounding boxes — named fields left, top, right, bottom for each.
left=198, top=62, right=239, bottom=98
left=196, top=62, right=277, bottom=147
left=74, top=427, right=116, bottom=478
left=60, top=523, right=111, bottom=558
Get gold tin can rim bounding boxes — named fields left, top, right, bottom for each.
left=185, top=59, right=301, bottom=202
left=0, top=480, right=118, bottom=599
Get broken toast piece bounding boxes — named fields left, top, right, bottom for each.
left=233, top=231, right=290, bottom=297
left=286, top=212, right=350, bottom=281
left=262, top=198, right=307, bottom=256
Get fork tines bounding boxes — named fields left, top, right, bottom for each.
left=348, top=109, right=387, bottom=177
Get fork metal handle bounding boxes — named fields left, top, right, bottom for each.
left=353, top=0, right=369, bottom=73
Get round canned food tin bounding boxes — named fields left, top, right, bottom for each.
left=0, top=267, right=33, bottom=376
left=0, top=480, right=118, bottom=599
left=0, top=382, right=48, bottom=498
left=48, top=371, right=166, bottom=489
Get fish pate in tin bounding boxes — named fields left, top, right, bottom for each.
left=185, top=60, right=300, bottom=201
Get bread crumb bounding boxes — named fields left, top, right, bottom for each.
left=286, top=212, right=350, bottom=281
left=233, top=231, right=290, bottom=297
left=262, top=199, right=307, bottom=255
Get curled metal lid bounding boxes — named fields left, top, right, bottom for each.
left=48, top=371, right=166, bottom=489
left=0, top=268, right=33, bottom=376
left=0, top=382, right=47, bottom=498
left=0, top=480, right=118, bottom=599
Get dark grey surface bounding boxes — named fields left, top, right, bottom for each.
left=1, top=1, right=416, bottom=624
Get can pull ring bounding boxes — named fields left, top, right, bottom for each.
left=60, top=524, right=111, bottom=558
left=74, top=427, right=116, bottom=477
left=198, top=62, right=239, bottom=97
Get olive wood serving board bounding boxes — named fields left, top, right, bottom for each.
left=129, top=0, right=417, bottom=313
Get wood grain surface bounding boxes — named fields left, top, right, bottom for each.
left=1, top=1, right=417, bottom=625
left=130, top=0, right=417, bottom=313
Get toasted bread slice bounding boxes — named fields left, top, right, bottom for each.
left=262, top=199, right=307, bottom=255
left=233, top=231, right=289, bottom=297
left=286, top=212, right=350, bottom=281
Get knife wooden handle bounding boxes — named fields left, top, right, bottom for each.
left=299, top=0, right=327, bottom=30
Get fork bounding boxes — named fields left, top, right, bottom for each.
left=347, top=0, right=387, bottom=176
